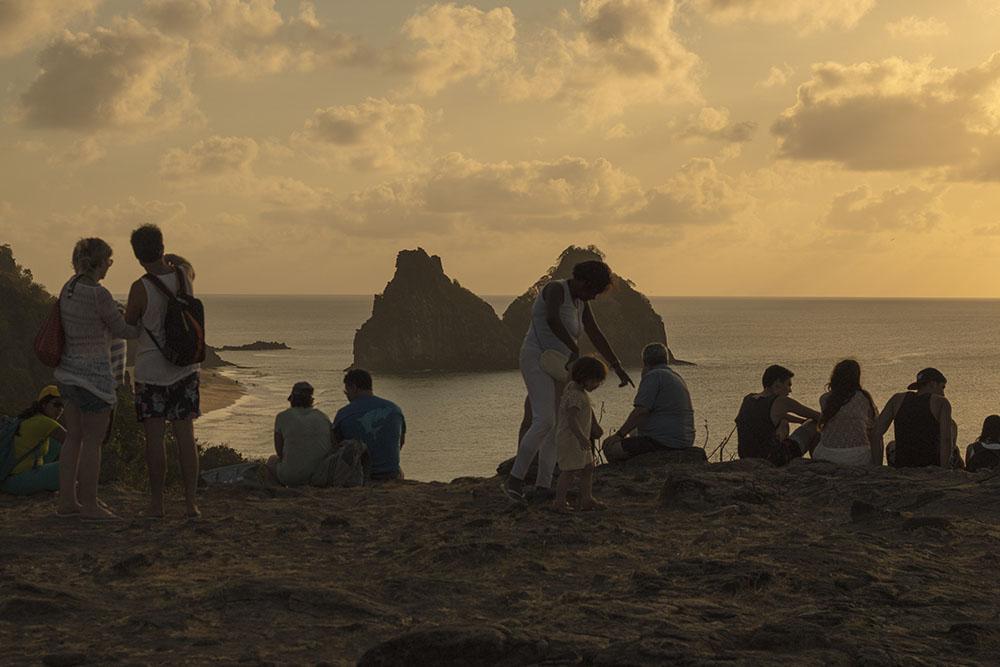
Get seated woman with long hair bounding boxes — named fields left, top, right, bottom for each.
left=965, top=415, right=1000, bottom=472
left=812, top=359, right=883, bottom=466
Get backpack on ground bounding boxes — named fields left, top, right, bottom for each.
left=0, top=416, right=43, bottom=483
left=143, top=268, right=206, bottom=366
left=311, top=439, right=369, bottom=488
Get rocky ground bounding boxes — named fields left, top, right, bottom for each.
left=2, top=453, right=999, bottom=666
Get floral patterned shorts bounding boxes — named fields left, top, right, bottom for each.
left=134, top=373, right=201, bottom=422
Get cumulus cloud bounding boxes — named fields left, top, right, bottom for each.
left=0, top=0, right=102, bottom=58
left=677, top=107, right=757, bottom=143
left=159, top=135, right=326, bottom=207
left=19, top=17, right=195, bottom=132
left=160, top=135, right=258, bottom=179
left=400, top=3, right=517, bottom=95
left=267, top=152, right=748, bottom=239
left=691, top=0, right=874, bottom=32
left=497, top=0, right=702, bottom=120
left=629, top=158, right=752, bottom=225
left=886, top=16, right=949, bottom=39
left=757, top=64, right=795, bottom=88
left=142, top=0, right=371, bottom=78
left=47, top=138, right=107, bottom=167
left=822, top=185, right=945, bottom=231
left=51, top=197, right=188, bottom=236
left=293, top=98, right=430, bottom=171
left=772, top=53, right=1000, bottom=177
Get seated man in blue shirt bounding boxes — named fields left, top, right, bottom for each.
left=332, top=368, right=406, bottom=481
left=602, top=343, right=700, bottom=461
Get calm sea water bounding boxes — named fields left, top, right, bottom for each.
left=196, top=296, right=1000, bottom=482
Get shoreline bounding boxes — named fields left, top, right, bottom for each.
left=199, top=368, right=245, bottom=414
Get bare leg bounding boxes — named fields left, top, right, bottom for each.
left=57, top=402, right=84, bottom=514
left=578, top=464, right=604, bottom=510
left=77, top=409, right=116, bottom=519
left=265, top=455, right=281, bottom=485
left=143, top=417, right=167, bottom=517
left=172, top=418, right=200, bottom=517
left=551, top=470, right=575, bottom=512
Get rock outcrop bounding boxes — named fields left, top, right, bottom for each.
left=502, top=245, right=690, bottom=365
left=4, top=458, right=1000, bottom=664
left=0, top=244, right=54, bottom=414
left=353, top=249, right=519, bottom=372
left=218, top=341, right=290, bottom=352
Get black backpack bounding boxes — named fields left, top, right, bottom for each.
left=143, top=269, right=206, bottom=366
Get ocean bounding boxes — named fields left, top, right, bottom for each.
left=196, top=296, right=1000, bottom=482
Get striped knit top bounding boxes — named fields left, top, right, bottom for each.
left=54, top=277, right=140, bottom=404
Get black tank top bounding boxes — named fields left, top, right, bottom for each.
left=736, top=394, right=779, bottom=459
left=893, top=392, right=940, bottom=467
left=967, top=442, right=1000, bottom=472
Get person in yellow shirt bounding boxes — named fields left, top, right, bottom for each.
left=2, top=386, right=67, bottom=496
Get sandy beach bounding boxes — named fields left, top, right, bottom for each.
left=2, top=452, right=998, bottom=665
left=199, top=369, right=245, bottom=415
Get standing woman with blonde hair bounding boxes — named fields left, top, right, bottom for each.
left=55, top=238, right=139, bottom=521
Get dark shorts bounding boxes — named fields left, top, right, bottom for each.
left=58, top=383, right=114, bottom=414
left=135, top=373, right=201, bottom=422
left=741, top=438, right=804, bottom=466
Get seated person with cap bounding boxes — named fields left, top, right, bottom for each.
left=734, top=365, right=820, bottom=466
left=876, top=368, right=957, bottom=468
left=266, top=381, right=333, bottom=486
left=602, top=343, right=700, bottom=462
left=332, top=369, right=406, bottom=481
left=2, top=386, right=67, bottom=495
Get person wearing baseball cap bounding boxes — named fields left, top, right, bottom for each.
left=266, top=381, right=332, bottom=487
left=1, top=386, right=67, bottom=496
left=875, top=368, right=957, bottom=468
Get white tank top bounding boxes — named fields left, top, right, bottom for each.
left=134, top=272, right=200, bottom=386
left=523, top=280, right=583, bottom=356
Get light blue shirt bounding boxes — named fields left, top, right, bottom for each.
left=634, top=364, right=695, bottom=448
left=333, top=395, right=405, bottom=475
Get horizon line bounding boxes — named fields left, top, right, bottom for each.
left=122, top=293, right=1000, bottom=301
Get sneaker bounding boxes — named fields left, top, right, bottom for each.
left=524, top=486, right=555, bottom=504
left=500, top=480, right=526, bottom=504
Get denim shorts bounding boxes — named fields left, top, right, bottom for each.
left=58, top=383, right=114, bottom=414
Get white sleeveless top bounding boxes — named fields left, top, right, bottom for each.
left=134, top=271, right=200, bottom=386
left=522, top=280, right=583, bottom=356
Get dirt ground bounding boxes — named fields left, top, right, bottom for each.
left=2, top=452, right=999, bottom=665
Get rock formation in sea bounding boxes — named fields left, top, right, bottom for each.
left=502, top=245, right=690, bottom=366
left=218, top=341, right=291, bottom=352
left=201, top=346, right=234, bottom=369
left=353, top=248, right=519, bottom=372
left=0, top=244, right=54, bottom=415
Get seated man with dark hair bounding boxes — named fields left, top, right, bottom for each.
left=332, top=369, right=406, bottom=481
left=735, top=364, right=820, bottom=466
left=602, top=343, right=699, bottom=462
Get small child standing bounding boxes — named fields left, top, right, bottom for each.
left=552, top=356, right=607, bottom=512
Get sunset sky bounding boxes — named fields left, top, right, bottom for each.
left=2, top=0, right=1000, bottom=297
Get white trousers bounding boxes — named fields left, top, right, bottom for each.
left=511, top=349, right=562, bottom=488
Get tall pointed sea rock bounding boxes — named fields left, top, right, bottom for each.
left=502, top=245, right=690, bottom=365
left=353, top=248, right=519, bottom=372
